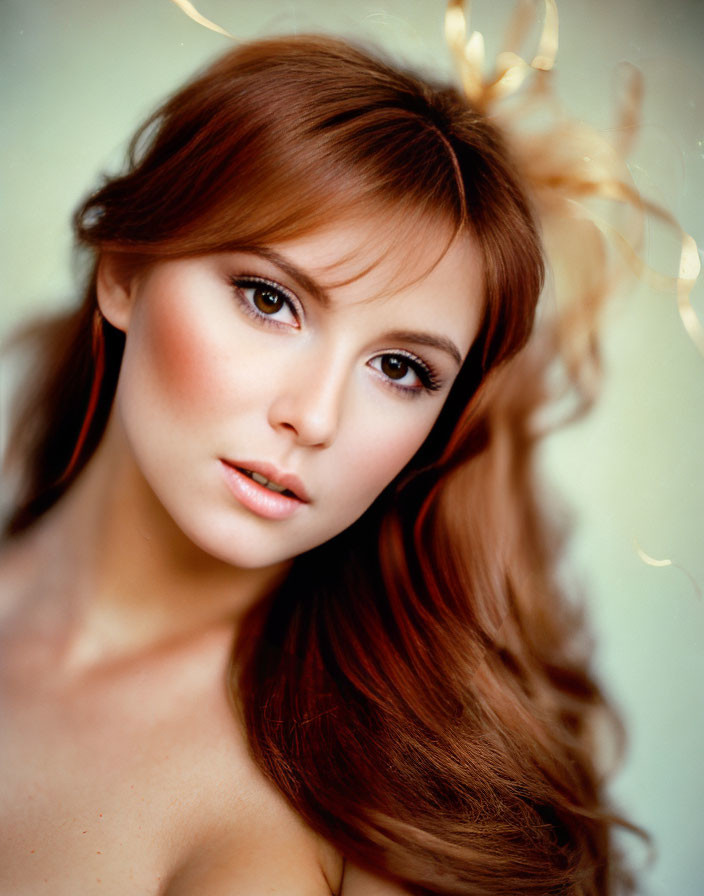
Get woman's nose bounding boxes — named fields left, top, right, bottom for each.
left=267, top=355, right=347, bottom=449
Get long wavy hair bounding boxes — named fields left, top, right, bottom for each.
left=3, top=34, right=640, bottom=894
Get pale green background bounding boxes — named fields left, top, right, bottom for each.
left=1, top=1, right=703, bottom=892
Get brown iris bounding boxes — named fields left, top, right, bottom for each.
left=380, top=356, right=409, bottom=380
left=253, top=287, right=285, bottom=314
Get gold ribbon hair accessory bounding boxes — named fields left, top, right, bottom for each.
left=445, top=0, right=702, bottom=361
left=445, top=0, right=558, bottom=108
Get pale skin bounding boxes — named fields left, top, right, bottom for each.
left=0, top=213, right=484, bottom=894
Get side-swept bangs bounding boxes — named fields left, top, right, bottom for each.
left=77, top=37, right=465, bottom=258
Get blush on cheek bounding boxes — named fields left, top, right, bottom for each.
left=143, top=299, right=227, bottom=417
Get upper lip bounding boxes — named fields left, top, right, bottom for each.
left=222, top=458, right=311, bottom=503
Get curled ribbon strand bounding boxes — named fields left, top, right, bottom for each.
left=634, top=538, right=672, bottom=568
left=168, top=0, right=234, bottom=39
left=634, top=539, right=702, bottom=599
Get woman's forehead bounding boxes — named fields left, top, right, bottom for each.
left=269, top=211, right=483, bottom=305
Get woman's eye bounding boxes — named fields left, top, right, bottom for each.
left=369, top=353, right=441, bottom=394
left=380, top=355, right=411, bottom=381
left=253, top=285, right=285, bottom=315
left=231, top=277, right=300, bottom=328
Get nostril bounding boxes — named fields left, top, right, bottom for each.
left=267, top=374, right=343, bottom=449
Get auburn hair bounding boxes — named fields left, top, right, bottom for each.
left=3, top=34, right=640, bottom=894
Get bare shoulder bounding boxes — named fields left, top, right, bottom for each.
left=340, top=860, right=414, bottom=896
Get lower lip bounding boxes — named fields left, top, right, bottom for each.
left=220, top=461, right=306, bottom=521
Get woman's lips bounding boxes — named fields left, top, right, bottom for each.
left=219, top=459, right=308, bottom=521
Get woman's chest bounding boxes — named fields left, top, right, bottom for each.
left=0, top=646, right=336, bottom=895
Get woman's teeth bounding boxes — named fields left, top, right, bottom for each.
left=242, top=469, right=289, bottom=495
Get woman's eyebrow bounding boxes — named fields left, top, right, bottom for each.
left=255, top=248, right=330, bottom=307
left=250, top=250, right=464, bottom=365
left=382, top=330, right=463, bottom=367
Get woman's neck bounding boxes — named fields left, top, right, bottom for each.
left=2, top=427, right=290, bottom=671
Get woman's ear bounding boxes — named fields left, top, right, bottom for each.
left=96, top=253, right=139, bottom=333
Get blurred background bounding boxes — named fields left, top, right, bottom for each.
left=1, top=0, right=702, bottom=892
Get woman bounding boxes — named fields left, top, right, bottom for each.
left=0, top=23, right=641, bottom=896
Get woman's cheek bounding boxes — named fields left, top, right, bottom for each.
left=139, top=298, right=232, bottom=418
left=345, top=411, right=437, bottom=505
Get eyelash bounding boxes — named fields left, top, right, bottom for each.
left=229, top=274, right=442, bottom=396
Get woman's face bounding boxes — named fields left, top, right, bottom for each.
left=99, top=216, right=484, bottom=569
